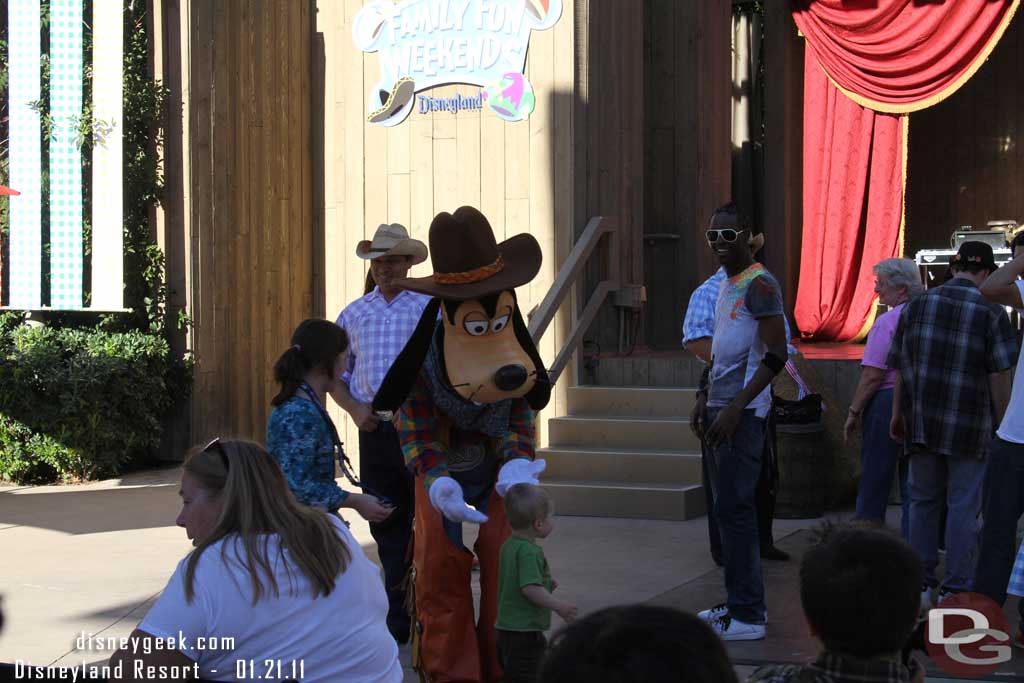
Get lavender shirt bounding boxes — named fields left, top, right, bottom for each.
left=861, top=303, right=905, bottom=390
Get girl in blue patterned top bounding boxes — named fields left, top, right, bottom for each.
left=267, top=318, right=394, bottom=522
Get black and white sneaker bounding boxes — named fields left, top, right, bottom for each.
left=698, top=603, right=768, bottom=624
left=709, top=614, right=766, bottom=641
left=697, top=603, right=728, bottom=623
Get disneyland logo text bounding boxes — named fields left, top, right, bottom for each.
left=354, top=0, right=562, bottom=125
left=11, top=661, right=125, bottom=681
left=419, top=92, right=483, bottom=114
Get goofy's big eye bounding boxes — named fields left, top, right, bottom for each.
left=490, top=314, right=510, bottom=332
left=463, top=319, right=489, bottom=336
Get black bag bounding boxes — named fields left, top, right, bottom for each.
left=773, top=393, right=824, bottom=425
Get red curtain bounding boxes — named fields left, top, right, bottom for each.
left=795, top=52, right=904, bottom=342
left=791, top=0, right=1018, bottom=341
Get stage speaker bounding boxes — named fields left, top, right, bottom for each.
left=950, top=230, right=1008, bottom=250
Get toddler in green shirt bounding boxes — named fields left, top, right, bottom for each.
left=496, top=483, right=577, bottom=683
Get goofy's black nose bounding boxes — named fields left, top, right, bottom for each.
left=494, top=364, right=528, bottom=391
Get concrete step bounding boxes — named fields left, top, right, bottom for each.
left=547, top=415, right=699, bottom=451
left=539, top=446, right=701, bottom=485
left=567, top=385, right=698, bottom=418
left=542, top=480, right=706, bottom=521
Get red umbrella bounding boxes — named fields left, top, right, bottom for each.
left=0, top=185, right=20, bottom=196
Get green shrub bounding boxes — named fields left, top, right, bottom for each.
left=0, top=313, right=192, bottom=483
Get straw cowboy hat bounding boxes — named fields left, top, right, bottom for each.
left=356, top=223, right=428, bottom=265
left=396, top=206, right=541, bottom=301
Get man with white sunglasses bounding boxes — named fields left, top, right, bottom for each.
left=683, top=232, right=794, bottom=569
left=691, top=202, right=788, bottom=642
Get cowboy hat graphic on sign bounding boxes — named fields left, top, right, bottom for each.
left=353, top=0, right=562, bottom=126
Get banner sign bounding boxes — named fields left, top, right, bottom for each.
left=8, top=0, right=43, bottom=309
left=49, top=0, right=84, bottom=309
left=353, top=0, right=562, bottom=126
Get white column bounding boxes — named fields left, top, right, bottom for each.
left=90, top=0, right=124, bottom=310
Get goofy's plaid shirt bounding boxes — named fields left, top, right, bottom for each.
left=394, top=368, right=536, bottom=488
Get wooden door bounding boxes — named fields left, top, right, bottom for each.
left=642, top=0, right=731, bottom=350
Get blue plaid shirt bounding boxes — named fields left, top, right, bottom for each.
left=336, top=287, right=432, bottom=404
left=1008, top=541, right=1024, bottom=597
left=682, top=267, right=795, bottom=355
left=682, top=269, right=727, bottom=347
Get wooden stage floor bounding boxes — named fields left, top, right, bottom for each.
left=792, top=340, right=865, bottom=361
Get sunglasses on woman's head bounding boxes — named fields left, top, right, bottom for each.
left=204, top=437, right=229, bottom=472
left=706, top=228, right=748, bottom=243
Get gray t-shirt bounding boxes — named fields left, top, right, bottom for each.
left=707, top=264, right=784, bottom=418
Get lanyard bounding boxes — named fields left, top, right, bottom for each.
left=298, top=382, right=368, bottom=494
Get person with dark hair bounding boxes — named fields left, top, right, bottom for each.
left=109, top=440, right=402, bottom=682
left=692, top=201, right=788, bottom=641
left=749, top=524, right=924, bottom=683
left=267, top=318, right=393, bottom=522
left=538, top=605, right=738, bottom=683
left=331, top=223, right=431, bottom=644
left=683, top=231, right=792, bottom=566
left=1009, top=230, right=1024, bottom=257
left=888, top=241, right=1015, bottom=606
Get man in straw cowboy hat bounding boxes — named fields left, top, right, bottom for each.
left=373, top=206, right=552, bottom=683
left=331, top=222, right=430, bottom=645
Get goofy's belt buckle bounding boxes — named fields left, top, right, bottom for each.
left=375, top=410, right=394, bottom=422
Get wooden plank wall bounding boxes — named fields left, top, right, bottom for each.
left=169, top=0, right=313, bottom=445
left=573, top=0, right=646, bottom=354
left=762, top=0, right=804, bottom=324
left=641, top=0, right=731, bottom=350
left=163, top=0, right=748, bottom=435
left=906, top=11, right=1023, bottom=259
left=314, top=0, right=577, bottom=453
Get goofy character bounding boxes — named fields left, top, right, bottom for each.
left=373, top=206, right=551, bottom=683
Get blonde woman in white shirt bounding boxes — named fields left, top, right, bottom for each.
left=110, top=439, right=401, bottom=683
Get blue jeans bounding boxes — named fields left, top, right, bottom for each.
left=359, top=422, right=415, bottom=634
left=908, top=450, right=987, bottom=592
left=705, top=408, right=766, bottom=624
left=854, top=389, right=909, bottom=538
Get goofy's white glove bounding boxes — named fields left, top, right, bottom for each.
left=428, top=476, right=489, bottom=524
left=495, top=458, right=547, bottom=497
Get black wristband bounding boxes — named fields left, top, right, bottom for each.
left=762, top=351, right=785, bottom=374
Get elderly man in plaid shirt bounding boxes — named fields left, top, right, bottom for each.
left=331, top=223, right=431, bottom=644
left=887, top=241, right=1015, bottom=605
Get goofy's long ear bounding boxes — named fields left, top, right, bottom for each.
left=373, top=298, right=440, bottom=412
left=513, top=300, right=552, bottom=411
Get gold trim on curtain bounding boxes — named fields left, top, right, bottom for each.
left=814, top=0, right=1020, bottom=115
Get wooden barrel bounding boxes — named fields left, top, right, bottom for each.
left=774, top=421, right=830, bottom=519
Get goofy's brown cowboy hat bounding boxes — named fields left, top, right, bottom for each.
left=396, top=206, right=542, bottom=300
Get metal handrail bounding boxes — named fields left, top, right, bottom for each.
left=529, top=216, right=619, bottom=384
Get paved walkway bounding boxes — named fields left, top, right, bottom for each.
left=0, top=467, right=964, bottom=681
